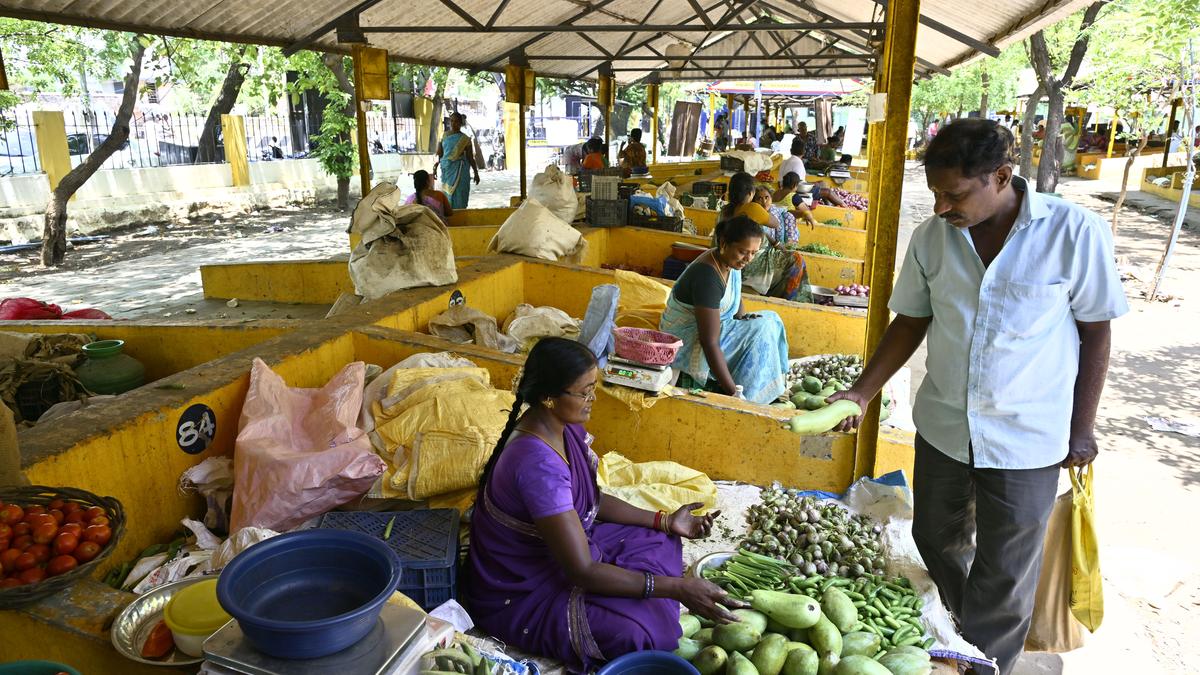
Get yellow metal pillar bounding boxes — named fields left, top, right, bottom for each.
left=1163, top=97, right=1180, bottom=168
left=506, top=63, right=533, bottom=200
left=1106, top=115, right=1118, bottom=159
left=647, top=83, right=660, bottom=164
left=31, top=111, right=71, bottom=194
left=351, top=45, right=372, bottom=199
left=855, top=0, right=921, bottom=481
left=503, top=102, right=521, bottom=176
left=708, top=93, right=717, bottom=137
left=220, top=114, right=250, bottom=187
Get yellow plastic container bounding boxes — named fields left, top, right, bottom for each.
left=163, top=579, right=232, bottom=657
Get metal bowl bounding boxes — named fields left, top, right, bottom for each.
left=688, top=551, right=736, bottom=579
left=110, top=576, right=215, bottom=666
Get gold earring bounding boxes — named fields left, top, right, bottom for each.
left=545, top=400, right=556, bottom=409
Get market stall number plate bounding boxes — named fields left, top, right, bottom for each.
left=177, top=404, right=216, bottom=454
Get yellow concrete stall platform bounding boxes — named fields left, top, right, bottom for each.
left=1075, top=150, right=1189, bottom=182
left=1142, top=166, right=1200, bottom=208
left=685, top=207, right=868, bottom=259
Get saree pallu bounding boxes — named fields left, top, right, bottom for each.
left=439, top=132, right=473, bottom=209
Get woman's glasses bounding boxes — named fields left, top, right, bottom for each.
left=561, top=389, right=597, bottom=402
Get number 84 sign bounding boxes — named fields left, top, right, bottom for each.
left=177, top=403, right=217, bottom=454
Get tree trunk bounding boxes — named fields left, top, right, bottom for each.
left=1037, top=88, right=1066, bottom=193
left=42, top=38, right=147, bottom=267
left=323, top=54, right=356, bottom=211
left=1020, top=85, right=1043, bottom=179
left=979, top=71, right=990, bottom=118
left=195, top=46, right=250, bottom=164
left=1111, top=134, right=1150, bottom=236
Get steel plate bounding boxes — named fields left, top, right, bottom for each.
left=689, top=550, right=736, bottom=579
left=110, top=576, right=214, bottom=666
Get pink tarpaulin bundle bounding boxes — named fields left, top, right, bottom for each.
left=0, top=298, right=111, bottom=320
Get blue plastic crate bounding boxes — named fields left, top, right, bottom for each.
left=318, top=509, right=460, bottom=611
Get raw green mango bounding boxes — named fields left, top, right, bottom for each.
left=802, top=376, right=823, bottom=394
left=792, top=392, right=811, bottom=408
left=693, top=628, right=714, bottom=645
left=826, top=379, right=847, bottom=392
left=834, top=655, right=891, bottom=675
left=750, top=590, right=822, bottom=629
left=675, top=637, right=704, bottom=661
left=766, top=617, right=789, bottom=634
left=772, top=401, right=797, bottom=410
left=808, top=615, right=843, bottom=657
left=839, top=632, right=881, bottom=658
left=714, top=622, right=762, bottom=653
left=821, top=587, right=858, bottom=633
left=817, top=387, right=837, bottom=398
left=786, top=627, right=809, bottom=644
left=733, top=609, right=770, bottom=634
left=698, top=615, right=715, bottom=628
left=816, top=651, right=839, bottom=675
left=785, top=642, right=807, bottom=652
left=681, top=614, right=702, bottom=638
left=884, top=646, right=931, bottom=661
left=877, top=653, right=933, bottom=675
left=781, top=644, right=819, bottom=675
left=751, top=633, right=789, bottom=675
left=728, top=650, right=760, bottom=675
left=693, top=645, right=728, bottom=675
left=805, top=395, right=827, bottom=410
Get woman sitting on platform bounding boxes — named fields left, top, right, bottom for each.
left=404, top=170, right=453, bottom=223
left=464, top=338, right=741, bottom=672
left=662, top=194, right=790, bottom=404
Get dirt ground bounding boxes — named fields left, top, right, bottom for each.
left=1, top=164, right=1198, bottom=673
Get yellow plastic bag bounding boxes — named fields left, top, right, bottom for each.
left=613, top=269, right=671, bottom=329
left=1069, top=465, right=1103, bottom=632
left=596, top=452, right=717, bottom=514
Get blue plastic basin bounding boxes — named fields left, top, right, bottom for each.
left=216, top=529, right=401, bottom=659
left=598, top=651, right=700, bottom=675
left=0, top=661, right=82, bottom=675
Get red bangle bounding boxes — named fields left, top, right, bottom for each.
left=652, top=511, right=663, bottom=531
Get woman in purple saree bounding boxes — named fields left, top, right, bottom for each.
left=464, top=338, right=742, bottom=672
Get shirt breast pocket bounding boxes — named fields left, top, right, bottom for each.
left=1000, top=281, right=1069, bottom=338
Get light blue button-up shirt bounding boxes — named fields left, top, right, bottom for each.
left=889, top=176, right=1129, bottom=469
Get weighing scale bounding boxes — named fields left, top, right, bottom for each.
left=603, top=356, right=674, bottom=394
left=202, top=603, right=430, bottom=675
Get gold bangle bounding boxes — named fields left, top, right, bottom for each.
left=660, top=511, right=672, bottom=533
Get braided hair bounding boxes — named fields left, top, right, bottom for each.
left=476, top=337, right=599, bottom=499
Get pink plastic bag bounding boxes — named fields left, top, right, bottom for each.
left=231, top=358, right=386, bottom=532
left=0, top=298, right=111, bottom=320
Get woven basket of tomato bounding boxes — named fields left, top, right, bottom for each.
left=0, top=485, right=125, bottom=608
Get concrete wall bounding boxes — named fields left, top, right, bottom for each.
left=0, top=153, right=433, bottom=242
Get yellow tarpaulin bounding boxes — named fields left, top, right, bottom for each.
left=596, top=451, right=717, bottom=514
left=613, top=269, right=673, bottom=329
left=373, top=367, right=514, bottom=503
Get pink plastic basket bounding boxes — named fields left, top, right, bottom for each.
left=613, top=327, right=683, bottom=366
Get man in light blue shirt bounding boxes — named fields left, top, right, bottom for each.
left=831, top=119, right=1127, bottom=675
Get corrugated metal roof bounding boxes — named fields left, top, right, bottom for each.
left=0, top=0, right=1096, bottom=82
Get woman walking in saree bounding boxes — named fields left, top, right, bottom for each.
left=434, top=113, right=480, bottom=209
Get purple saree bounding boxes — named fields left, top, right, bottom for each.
left=464, top=424, right=683, bottom=671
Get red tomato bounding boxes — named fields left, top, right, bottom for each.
left=0, top=577, right=21, bottom=588
left=73, top=541, right=101, bottom=563
left=12, top=522, right=30, bottom=536
left=46, top=555, right=78, bottom=577
left=32, top=522, right=59, bottom=545
left=26, top=514, right=56, bottom=530
left=60, top=502, right=81, bottom=515
left=83, top=525, right=112, bottom=547
left=13, top=551, right=36, bottom=571
left=141, top=620, right=175, bottom=658
left=83, top=506, right=106, bottom=522
left=0, top=523, right=11, bottom=540
left=64, top=511, right=85, bottom=525
left=48, top=499, right=65, bottom=511
left=0, top=538, right=8, bottom=552
left=0, top=504, right=23, bottom=525
left=53, top=532, right=78, bottom=556
left=12, top=535, right=32, bottom=551
left=28, top=543, right=51, bottom=564
left=59, top=523, right=83, bottom=538
left=0, top=548, right=20, bottom=572
left=24, top=505, right=45, bottom=517
left=48, top=509, right=64, bottom=525
left=88, top=516, right=110, bottom=528
left=18, top=567, right=45, bottom=584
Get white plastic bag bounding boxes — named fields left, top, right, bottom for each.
left=179, top=457, right=235, bottom=533
left=529, top=165, right=578, bottom=223
left=656, top=182, right=685, bottom=218
left=487, top=199, right=587, bottom=262
left=502, top=304, right=580, bottom=347
left=230, top=359, right=386, bottom=532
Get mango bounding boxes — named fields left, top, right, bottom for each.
left=728, top=650, right=759, bottom=675
left=884, top=646, right=930, bottom=661
left=675, top=637, right=704, bottom=661
left=816, top=651, right=840, bottom=675
left=782, top=644, right=819, bottom=675
left=821, top=587, right=858, bottom=633
left=693, top=627, right=714, bottom=645
left=752, top=633, right=790, bottom=675
left=802, top=376, right=823, bottom=394
left=733, top=608, right=770, bottom=634
left=808, top=615, right=843, bottom=657
left=693, top=645, right=728, bottom=675
left=714, top=622, right=762, bottom=653
left=834, top=655, right=891, bottom=675
left=750, top=590, right=822, bottom=629
left=681, top=614, right=702, bottom=638
left=840, top=632, right=882, bottom=658
left=877, top=652, right=933, bottom=675
left=787, top=627, right=810, bottom=644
